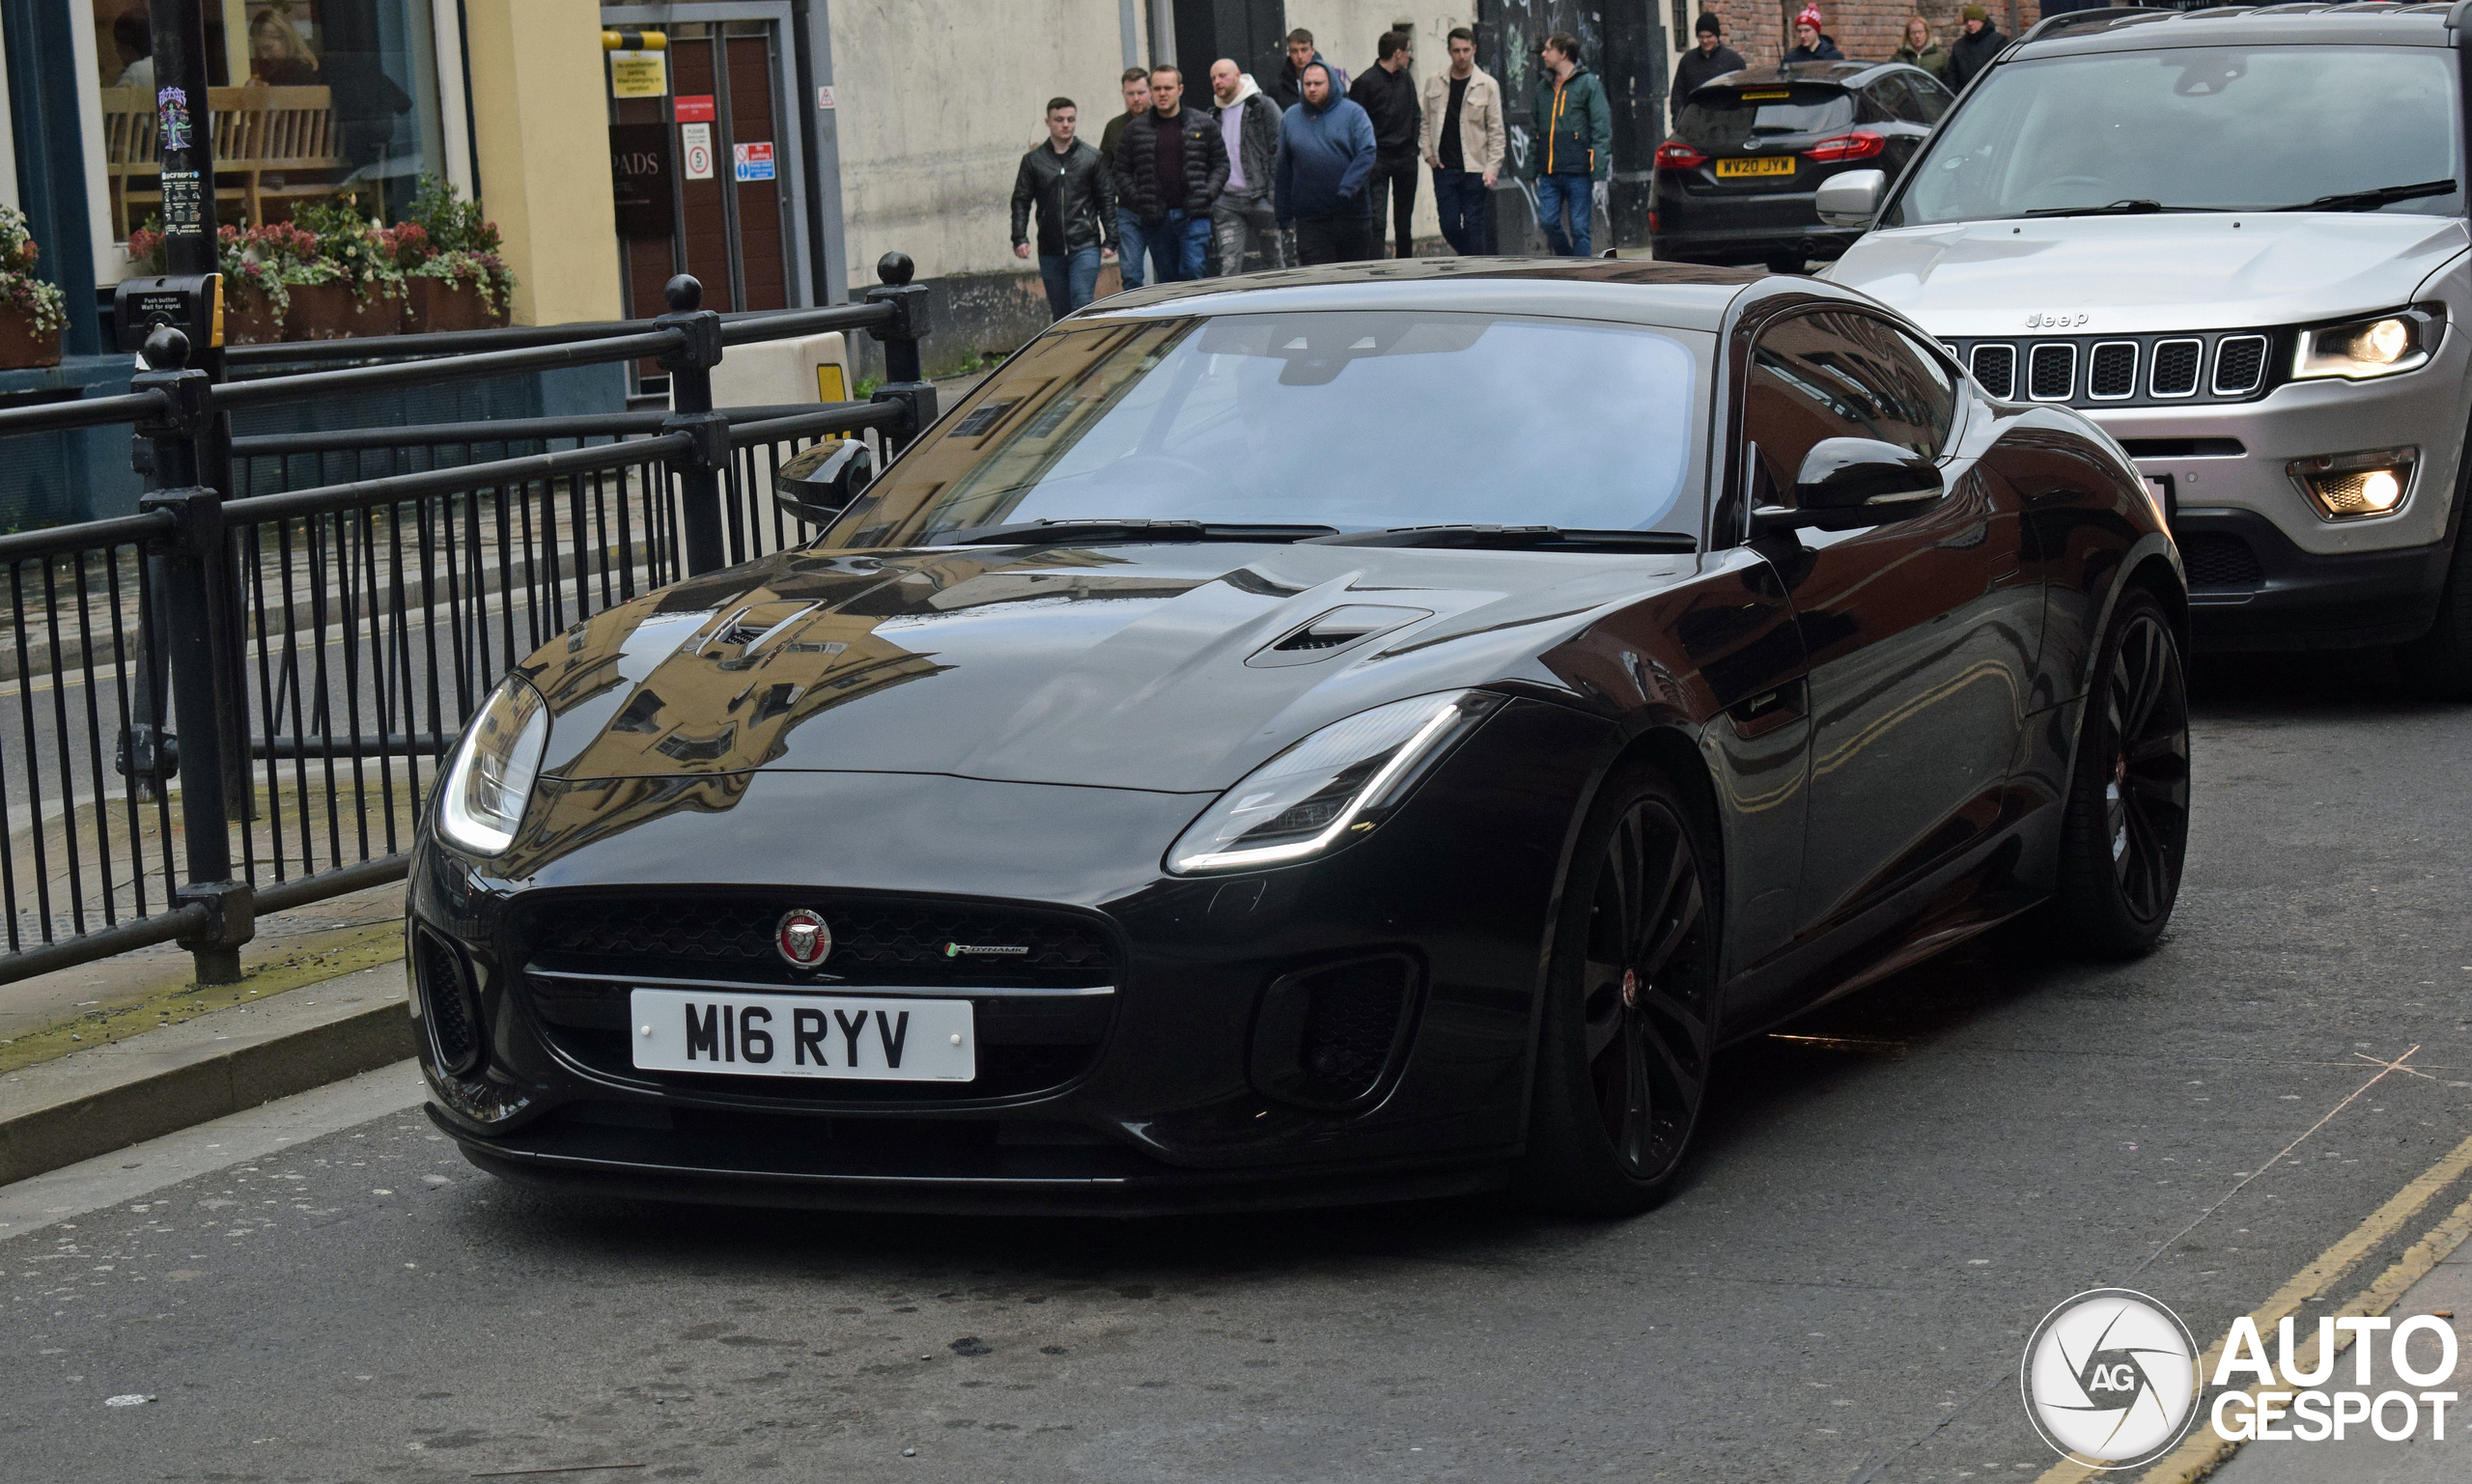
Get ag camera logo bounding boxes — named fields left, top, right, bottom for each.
left=2021, top=1289, right=2202, bottom=1470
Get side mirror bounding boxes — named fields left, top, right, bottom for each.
left=773, top=437, right=874, bottom=527
left=1752, top=437, right=1944, bottom=535
left=1814, top=168, right=1886, bottom=229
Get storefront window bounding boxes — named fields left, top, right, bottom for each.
left=92, top=0, right=451, bottom=244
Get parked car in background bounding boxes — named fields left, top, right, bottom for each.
left=1651, top=61, right=1952, bottom=272
left=1824, top=5, right=2472, bottom=692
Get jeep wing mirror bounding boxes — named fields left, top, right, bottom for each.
left=1814, top=169, right=1886, bottom=229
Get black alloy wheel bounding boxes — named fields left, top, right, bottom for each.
left=1518, top=765, right=1719, bottom=1214
left=2048, top=589, right=2190, bottom=957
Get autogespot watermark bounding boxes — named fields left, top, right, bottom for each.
left=2020, top=1288, right=2464, bottom=1467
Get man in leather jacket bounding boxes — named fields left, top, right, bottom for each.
left=1011, top=98, right=1118, bottom=320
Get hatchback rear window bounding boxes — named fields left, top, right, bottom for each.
left=1676, top=86, right=1856, bottom=149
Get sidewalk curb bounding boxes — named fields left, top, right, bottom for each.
left=0, top=972, right=417, bottom=1189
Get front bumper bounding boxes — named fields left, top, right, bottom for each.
left=407, top=698, right=1612, bottom=1212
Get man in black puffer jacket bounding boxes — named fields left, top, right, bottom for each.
left=1113, top=65, right=1230, bottom=284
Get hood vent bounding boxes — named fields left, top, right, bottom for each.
left=1248, top=604, right=1432, bottom=668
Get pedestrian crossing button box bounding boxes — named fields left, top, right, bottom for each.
left=114, top=274, right=224, bottom=354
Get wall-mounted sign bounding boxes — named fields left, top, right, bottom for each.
left=674, top=94, right=716, bottom=124
left=609, top=50, right=666, bottom=98
left=816, top=86, right=836, bottom=110
left=734, top=141, right=775, bottom=182
left=608, top=123, right=674, bottom=238
left=681, top=123, right=715, bottom=181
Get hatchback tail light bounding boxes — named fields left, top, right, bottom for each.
left=1805, top=131, right=1885, bottom=163
left=1655, top=141, right=1707, bottom=170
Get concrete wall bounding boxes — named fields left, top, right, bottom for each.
left=464, top=0, right=626, bottom=325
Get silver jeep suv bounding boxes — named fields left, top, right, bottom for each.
left=1823, top=4, right=2472, bottom=693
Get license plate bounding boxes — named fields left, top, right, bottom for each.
left=629, top=988, right=975, bottom=1081
left=1716, top=156, right=1796, bottom=179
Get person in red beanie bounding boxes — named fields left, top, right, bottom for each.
left=1785, top=4, right=1845, bottom=61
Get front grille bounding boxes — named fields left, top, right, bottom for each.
left=2029, top=343, right=2076, bottom=401
left=525, top=892, right=1117, bottom=989
left=1970, top=344, right=2016, bottom=399
left=2150, top=339, right=2203, bottom=397
left=2089, top=342, right=2138, bottom=399
left=2213, top=334, right=2268, bottom=395
left=1948, top=331, right=2276, bottom=409
left=2179, top=532, right=2264, bottom=592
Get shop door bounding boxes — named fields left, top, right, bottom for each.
left=604, top=14, right=800, bottom=322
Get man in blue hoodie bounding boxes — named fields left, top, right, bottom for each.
left=1276, top=62, right=1376, bottom=265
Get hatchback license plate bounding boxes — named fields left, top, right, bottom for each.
left=1716, top=156, right=1796, bottom=179
left=629, top=988, right=975, bottom=1081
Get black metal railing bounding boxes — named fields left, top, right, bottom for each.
left=0, top=253, right=937, bottom=986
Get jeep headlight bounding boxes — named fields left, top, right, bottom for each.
left=1166, top=690, right=1505, bottom=875
left=435, top=676, right=550, bottom=856
left=2293, top=306, right=2442, bottom=380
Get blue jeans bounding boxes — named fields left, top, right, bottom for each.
left=1038, top=245, right=1102, bottom=320
left=1115, top=210, right=1148, bottom=289
left=1536, top=173, right=1593, bottom=258
left=1432, top=167, right=1490, bottom=255
left=1139, top=209, right=1211, bottom=282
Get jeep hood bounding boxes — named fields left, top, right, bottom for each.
left=1826, top=212, right=2470, bottom=336
left=510, top=542, right=1695, bottom=796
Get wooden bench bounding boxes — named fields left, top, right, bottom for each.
left=101, top=85, right=342, bottom=238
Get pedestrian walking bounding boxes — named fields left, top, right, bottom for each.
left=1349, top=30, right=1422, bottom=260
left=1420, top=26, right=1504, bottom=256
left=1948, top=6, right=2007, bottom=90
left=1277, top=62, right=1376, bottom=266
left=1892, top=14, right=1952, bottom=83
left=1272, top=28, right=1348, bottom=111
left=1010, top=98, right=1116, bottom=322
left=1529, top=32, right=1609, bottom=259
left=1101, top=67, right=1152, bottom=288
left=1208, top=59, right=1287, bottom=275
left=1784, top=6, right=1845, bottom=63
left=1113, top=65, right=1229, bottom=285
left=1671, top=15, right=1747, bottom=132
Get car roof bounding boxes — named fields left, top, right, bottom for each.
left=2016, top=2, right=2458, bottom=56
left=1686, top=60, right=1923, bottom=94
left=1075, top=258, right=1814, bottom=334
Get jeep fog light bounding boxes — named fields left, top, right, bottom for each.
left=2289, top=446, right=2417, bottom=519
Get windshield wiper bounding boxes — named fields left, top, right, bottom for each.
left=2022, top=199, right=2172, bottom=218
left=1302, top=524, right=1699, bottom=553
left=2277, top=179, right=2458, bottom=213
left=933, top=518, right=1338, bottom=546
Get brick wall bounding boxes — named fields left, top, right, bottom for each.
left=1676, top=0, right=2043, bottom=75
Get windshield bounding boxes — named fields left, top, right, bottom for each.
left=824, top=311, right=1707, bottom=547
left=1890, top=44, right=2462, bottom=224
left=1677, top=87, right=1856, bottom=148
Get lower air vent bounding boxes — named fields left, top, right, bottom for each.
left=1249, top=955, right=1418, bottom=1110
left=415, top=929, right=485, bottom=1076
left=2179, top=532, right=2265, bottom=592
left=2150, top=338, right=2202, bottom=397
left=2089, top=342, right=2138, bottom=400
left=2213, top=334, right=2268, bottom=395
left=2029, top=343, right=2076, bottom=401
left=1969, top=343, right=2016, bottom=400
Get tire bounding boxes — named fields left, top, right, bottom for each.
left=1516, top=763, right=1720, bottom=1216
left=2045, top=589, right=2190, bottom=958
left=2394, top=520, right=2472, bottom=699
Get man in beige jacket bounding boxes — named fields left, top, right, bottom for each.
left=1419, top=26, right=1505, bottom=255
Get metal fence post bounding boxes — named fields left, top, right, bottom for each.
left=131, top=327, right=251, bottom=986
left=655, top=275, right=730, bottom=575
left=864, top=252, right=938, bottom=454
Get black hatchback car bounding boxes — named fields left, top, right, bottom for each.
left=1651, top=61, right=1952, bottom=271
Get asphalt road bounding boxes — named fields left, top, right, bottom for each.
left=4, top=649, right=2470, bottom=1484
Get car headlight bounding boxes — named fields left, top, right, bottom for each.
left=1166, top=690, right=1506, bottom=875
left=435, top=676, right=550, bottom=856
left=2292, top=306, right=2443, bottom=380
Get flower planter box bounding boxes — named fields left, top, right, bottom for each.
left=284, top=281, right=356, bottom=340
left=404, top=277, right=507, bottom=334
left=223, top=297, right=285, bottom=345
left=345, top=290, right=404, bottom=338
left=0, top=309, right=60, bottom=370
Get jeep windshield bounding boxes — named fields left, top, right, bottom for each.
left=821, top=311, right=1706, bottom=549
left=1887, top=45, right=2462, bottom=225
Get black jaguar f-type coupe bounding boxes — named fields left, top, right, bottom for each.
left=409, top=260, right=2190, bottom=1216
